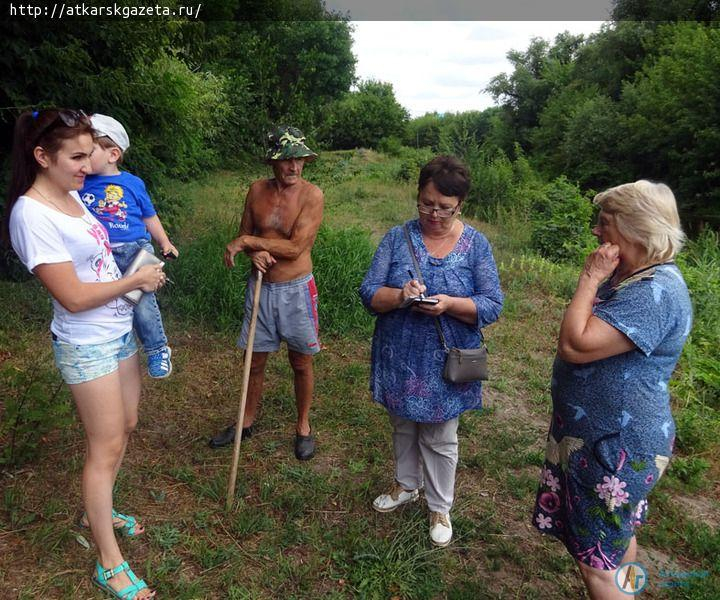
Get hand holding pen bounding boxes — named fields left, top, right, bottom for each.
left=402, top=270, right=427, bottom=305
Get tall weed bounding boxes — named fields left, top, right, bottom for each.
left=672, top=230, right=720, bottom=456
left=675, top=229, right=720, bottom=409
left=312, top=225, right=376, bottom=337
left=164, top=217, right=249, bottom=332
left=166, top=222, right=375, bottom=337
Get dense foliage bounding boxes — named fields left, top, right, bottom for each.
left=0, top=1, right=355, bottom=192
left=485, top=19, right=719, bottom=230
left=392, top=17, right=720, bottom=233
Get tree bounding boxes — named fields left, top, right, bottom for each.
left=611, top=0, right=720, bottom=22
left=620, top=22, right=720, bottom=227
left=321, top=80, right=409, bottom=149
left=486, top=33, right=586, bottom=151
left=561, top=94, right=634, bottom=189
left=0, top=4, right=356, bottom=182
left=404, top=113, right=444, bottom=150
left=191, top=17, right=356, bottom=153
left=573, top=21, right=656, bottom=100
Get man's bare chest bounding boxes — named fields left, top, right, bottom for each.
left=252, top=198, right=302, bottom=237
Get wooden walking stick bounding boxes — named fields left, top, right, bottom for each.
left=226, top=270, right=264, bottom=511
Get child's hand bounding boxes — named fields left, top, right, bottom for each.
left=161, top=243, right=179, bottom=260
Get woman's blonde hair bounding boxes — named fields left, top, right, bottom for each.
left=593, top=180, right=685, bottom=262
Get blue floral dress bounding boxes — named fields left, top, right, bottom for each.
left=358, top=219, right=503, bottom=423
left=532, top=263, right=692, bottom=570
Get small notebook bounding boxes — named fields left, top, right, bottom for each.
left=121, top=248, right=163, bottom=305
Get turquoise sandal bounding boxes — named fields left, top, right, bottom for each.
left=92, top=560, right=154, bottom=599
left=78, top=509, right=145, bottom=537
left=111, top=509, right=144, bottom=537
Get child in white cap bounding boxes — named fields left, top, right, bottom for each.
left=80, top=114, right=176, bottom=378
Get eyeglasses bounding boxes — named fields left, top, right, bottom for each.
left=32, top=109, right=90, bottom=142
left=416, top=203, right=459, bottom=218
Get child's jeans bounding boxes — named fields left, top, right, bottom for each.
left=111, top=239, right=168, bottom=355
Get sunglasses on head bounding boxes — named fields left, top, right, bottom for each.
left=32, top=109, right=90, bottom=141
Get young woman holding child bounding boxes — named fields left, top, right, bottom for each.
left=2, top=109, right=164, bottom=599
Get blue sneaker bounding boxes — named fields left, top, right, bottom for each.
left=148, top=346, right=172, bottom=379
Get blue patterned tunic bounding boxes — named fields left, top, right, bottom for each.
left=532, top=263, right=692, bottom=570
left=358, top=219, right=503, bottom=423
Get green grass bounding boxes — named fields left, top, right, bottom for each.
left=1, top=150, right=718, bottom=598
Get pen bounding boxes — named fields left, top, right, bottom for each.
left=408, top=270, right=425, bottom=299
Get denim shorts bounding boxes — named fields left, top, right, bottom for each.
left=52, top=330, right=138, bottom=385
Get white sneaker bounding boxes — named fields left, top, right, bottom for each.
left=429, top=512, right=452, bottom=547
left=372, top=482, right=419, bottom=513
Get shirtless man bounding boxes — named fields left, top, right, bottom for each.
left=209, top=126, right=323, bottom=460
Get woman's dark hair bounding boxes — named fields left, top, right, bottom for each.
left=418, top=155, right=471, bottom=201
left=2, top=109, right=94, bottom=245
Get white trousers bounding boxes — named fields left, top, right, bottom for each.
left=389, top=413, right=459, bottom=514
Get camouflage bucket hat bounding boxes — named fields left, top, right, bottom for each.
left=265, top=125, right=318, bottom=162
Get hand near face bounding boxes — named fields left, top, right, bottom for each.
left=583, top=242, right=620, bottom=283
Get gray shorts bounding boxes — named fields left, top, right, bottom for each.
left=237, top=273, right=320, bottom=355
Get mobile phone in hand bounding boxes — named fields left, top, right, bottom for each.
left=412, top=296, right=439, bottom=305
left=161, top=251, right=177, bottom=260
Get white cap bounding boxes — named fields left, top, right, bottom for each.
left=90, top=114, right=130, bottom=152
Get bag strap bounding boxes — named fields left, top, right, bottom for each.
left=402, top=223, right=486, bottom=352
left=403, top=224, right=450, bottom=352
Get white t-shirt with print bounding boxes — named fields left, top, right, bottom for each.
left=10, top=191, right=133, bottom=344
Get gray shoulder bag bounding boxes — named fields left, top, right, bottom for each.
left=403, top=224, right=488, bottom=383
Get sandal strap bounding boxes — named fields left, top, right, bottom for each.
left=81, top=509, right=140, bottom=535
left=97, top=560, right=130, bottom=582
left=116, top=578, right=149, bottom=599
left=94, top=561, right=150, bottom=599
left=112, top=509, right=139, bottom=536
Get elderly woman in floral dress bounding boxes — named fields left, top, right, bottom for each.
left=532, top=181, right=692, bottom=599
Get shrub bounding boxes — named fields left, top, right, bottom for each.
left=377, top=136, right=403, bottom=156
left=0, top=362, right=73, bottom=467
left=394, top=146, right=435, bottom=183
left=127, top=56, right=231, bottom=183
left=530, top=176, right=596, bottom=264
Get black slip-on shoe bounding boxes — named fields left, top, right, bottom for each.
left=208, top=424, right=254, bottom=448
left=294, top=432, right=315, bottom=460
